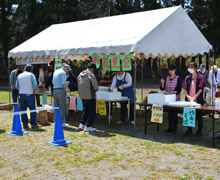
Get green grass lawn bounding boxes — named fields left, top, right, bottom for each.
left=0, top=91, right=220, bottom=179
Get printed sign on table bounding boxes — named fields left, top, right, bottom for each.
left=97, top=100, right=107, bottom=116
left=92, top=54, right=100, bottom=68
left=42, top=94, right=47, bottom=105
left=102, top=55, right=111, bottom=71
left=151, top=105, right=163, bottom=123
left=111, top=55, right=120, bottom=71
left=54, top=59, right=63, bottom=71
left=183, top=107, right=196, bottom=127
left=121, top=55, right=131, bottom=71
left=76, top=97, right=83, bottom=111
left=69, top=96, right=76, bottom=110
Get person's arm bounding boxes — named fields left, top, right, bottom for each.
left=192, top=75, right=204, bottom=101
left=110, top=76, right=117, bottom=91
left=90, top=74, right=99, bottom=92
left=175, top=77, right=182, bottom=94
left=31, top=74, right=38, bottom=90
left=123, top=73, right=132, bottom=88
left=15, top=79, right=19, bottom=90
left=183, top=76, right=191, bottom=101
left=160, top=78, right=166, bottom=91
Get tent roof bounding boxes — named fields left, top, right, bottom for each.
left=8, top=6, right=212, bottom=61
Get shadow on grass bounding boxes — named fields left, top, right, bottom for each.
left=24, top=128, right=47, bottom=132
left=0, top=129, right=6, bottom=134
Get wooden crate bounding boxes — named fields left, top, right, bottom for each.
left=0, top=103, right=13, bottom=110
left=37, top=110, right=49, bottom=125
left=48, top=112, right=54, bottom=122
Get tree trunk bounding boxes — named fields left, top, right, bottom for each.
left=146, top=57, right=152, bottom=70
left=176, top=57, right=180, bottom=73
left=199, top=54, right=202, bottom=65
left=181, top=56, right=186, bottom=71
left=152, top=57, right=157, bottom=71
left=168, top=58, right=170, bottom=68
left=158, top=58, right=161, bottom=70
left=191, top=56, right=196, bottom=62
left=206, top=53, right=210, bottom=70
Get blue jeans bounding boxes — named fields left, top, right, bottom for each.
left=80, top=99, right=96, bottom=127
left=12, top=89, right=19, bottom=103
left=19, top=94, right=37, bottom=126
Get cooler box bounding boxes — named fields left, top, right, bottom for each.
left=96, top=92, right=121, bottom=101
left=147, top=93, right=176, bottom=105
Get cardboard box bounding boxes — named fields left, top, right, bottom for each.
left=48, top=112, right=54, bottom=122
left=38, top=110, right=49, bottom=125
left=147, top=93, right=176, bottom=105
left=0, top=103, right=13, bottom=110
left=96, top=91, right=121, bottom=101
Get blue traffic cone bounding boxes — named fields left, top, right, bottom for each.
left=47, top=109, right=71, bottom=146
left=7, top=104, right=28, bottom=136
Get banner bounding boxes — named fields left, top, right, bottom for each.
left=92, top=54, right=100, bottom=68
left=183, top=108, right=195, bottom=127
left=76, top=97, right=83, bottom=111
left=102, top=55, right=111, bottom=71
left=54, top=59, right=63, bottom=71
left=111, top=55, right=120, bottom=71
left=42, top=94, right=47, bottom=105
left=15, top=56, right=49, bottom=65
left=97, top=100, right=107, bottom=116
left=121, top=55, right=131, bottom=71
left=151, top=105, right=163, bottom=123
left=69, top=96, right=76, bottom=110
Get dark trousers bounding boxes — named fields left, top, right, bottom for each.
left=35, top=94, right=40, bottom=106
left=19, top=94, right=37, bottom=126
left=167, top=111, right=178, bottom=132
left=120, top=102, right=134, bottom=122
left=188, top=112, right=203, bottom=133
left=12, top=89, right=19, bottom=103
left=80, top=99, right=96, bottom=127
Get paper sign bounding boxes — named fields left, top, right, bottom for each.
left=121, top=55, right=131, bottom=71
left=151, top=105, right=163, bottom=123
left=76, top=97, right=83, bottom=111
left=54, top=59, right=63, bottom=71
left=111, top=55, right=120, bottom=71
left=42, top=94, right=47, bottom=105
left=69, top=96, right=76, bottom=110
left=102, top=55, right=111, bottom=70
left=92, top=54, right=100, bottom=68
left=97, top=100, right=107, bottom=116
left=183, top=108, right=195, bottom=127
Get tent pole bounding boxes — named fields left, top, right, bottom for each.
left=211, top=49, right=215, bottom=106
left=8, top=58, right=11, bottom=106
left=141, top=59, right=144, bottom=102
left=134, top=56, right=137, bottom=134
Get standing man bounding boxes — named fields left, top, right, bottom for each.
left=52, top=63, right=70, bottom=127
left=9, top=65, right=24, bottom=103
left=198, top=64, right=211, bottom=103
left=209, top=65, right=220, bottom=104
left=16, top=64, right=39, bottom=129
left=77, top=62, right=98, bottom=132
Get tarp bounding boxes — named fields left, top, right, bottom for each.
left=8, top=5, right=212, bottom=62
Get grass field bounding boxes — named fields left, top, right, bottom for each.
left=0, top=90, right=220, bottom=179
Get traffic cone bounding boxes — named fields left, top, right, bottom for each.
left=7, top=104, right=28, bottom=136
left=47, top=108, right=71, bottom=146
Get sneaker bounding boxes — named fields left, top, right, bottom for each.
left=23, top=125, right=29, bottom=129
left=84, top=126, right=96, bottom=132
left=31, top=124, right=40, bottom=129
left=62, top=123, right=69, bottom=128
left=79, top=123, right=85, bottom=130
left=116, top=121, right=125, bottom=125
left=130, top=121, right=135, bottom=125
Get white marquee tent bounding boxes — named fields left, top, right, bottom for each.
left=8, top=5, right=212, bottom=131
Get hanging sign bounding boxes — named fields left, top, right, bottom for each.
left=121, top=55, right=131, bottom=71
left=102, top=55, right=111, bottom=71
left=151, top=105, right=163, bottom=123
left=183, top=108, right=196, bottom=127
left=69, top=96, right=77, bottom=110
left=42, top=94, right=47, bottom=105
left=76, top=97, right=83, bottom=111
left=15, top=56, right=49, bottom=65
left=92, top=54, right=100, bottom=68
left=97, top=100, right=107, bottom=116
left=111, top=55, right=120, bottom=71
left=54, top=59, right=63, bottom=71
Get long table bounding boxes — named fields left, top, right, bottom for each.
left=139, top=103, right=220, bottom=146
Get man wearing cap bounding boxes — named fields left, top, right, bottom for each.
left=15, top=64, right=39, bottom=129
left=52, top=63, right=70, bottom=127
left=198, top=64, right=211, bottom=103
left=208, top=65, right=220, bottom=104
left=77, top=62, right=99, bottom=132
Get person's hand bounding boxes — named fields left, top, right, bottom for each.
left=187, top=95, right=192, bottom=101
left=109, top=89, right=113, bottom=92
left=66, top=81, right=70, bottom=85
left=213, top=84, right=216, bottom=87
left=11, top=87, right=15, bottom=91
left=122, top=84, right=125, bottom=89
left=191, top=96, right=196, bottom=101
left=33, top=89, right=37, bottom=94
left=160, top=78, right=165, bottom=85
